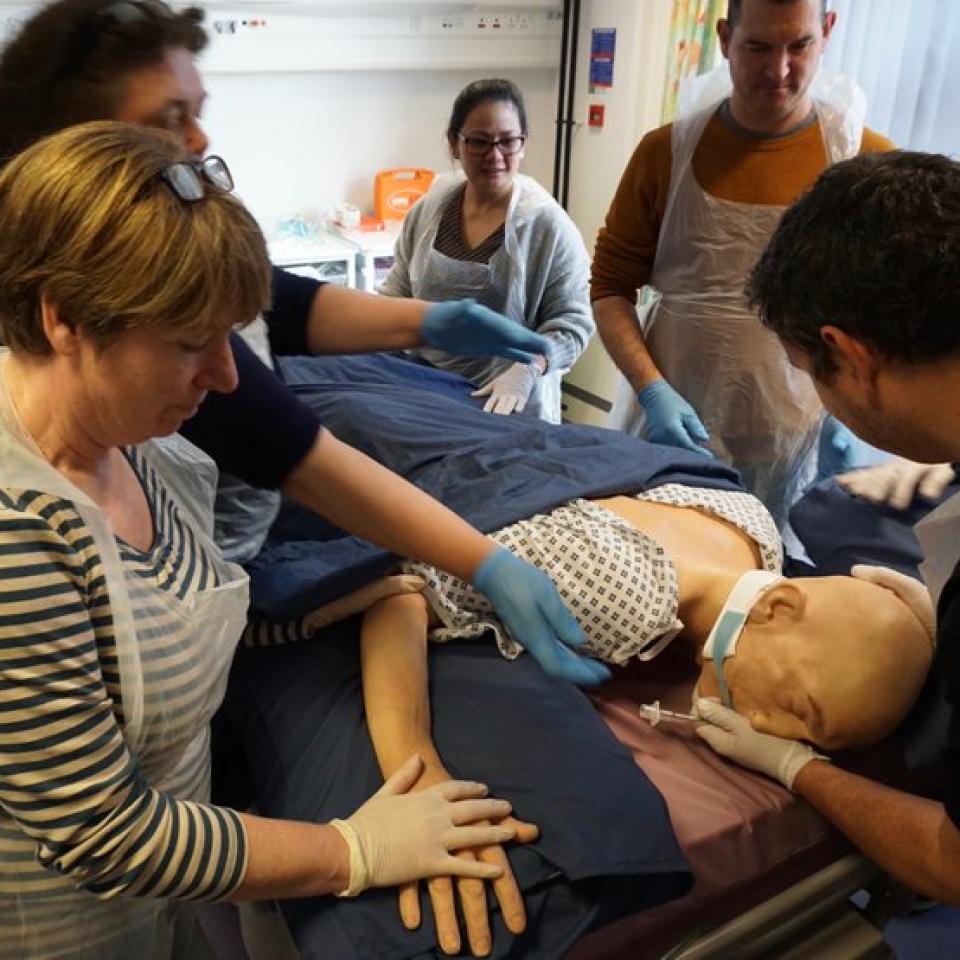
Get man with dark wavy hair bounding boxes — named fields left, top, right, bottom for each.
left=698, top=149, right=960, bottom=907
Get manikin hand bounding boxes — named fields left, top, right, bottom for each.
left=837, top=458, right=956, bottom=510
left=636, top=380, right=712, bottom=457
left=471, top=362, right=541, bottom=416
left=472, top=548, right=611, bottom=686
left=396, top=760, right=539, bottom=957
left=851, top=564, right=937, bottom=645
left=422, top=300, right=550, bottom=365
left=695, top=699, right=826, bottom=791
left=329, top=755, right=517, bottom=897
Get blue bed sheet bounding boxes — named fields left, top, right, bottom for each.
left=224, top=355, right=946, bottom=958
left=225, top=635, right=692, bottom=959
left=249, top=354, right=742, bottom=619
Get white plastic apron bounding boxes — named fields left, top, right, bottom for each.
left=638, top=67, right=865, bottom=526
left=0, top=353, right=249, bottom=960
left=916, top=489, right=960, bottom=611
left=411, top=177, right=563, bottom=422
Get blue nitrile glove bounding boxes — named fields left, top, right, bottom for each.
left=422, top=300, right=550, bottom=364
left=472, top=548, right=611, bottom=687
left=817, top=415, right=879, bottom=481
left=637, top=380, right=712, bottom=457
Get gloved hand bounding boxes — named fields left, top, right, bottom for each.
left=637, top=380, right=712, bottom=457
left=837, top=458, right=956, bottom=510
left=473, top=547, right=611, bottom=686
left=471, top=362, right=541, bottom=416
left=851, top=564, right=936, bottom=644
left=695, top=699, right=826, bottom=790
left=330, top=755, right=517, bottom=897
left=817, top=415, right=880, bottom=481
left=422, top=300, right=550, bottom=365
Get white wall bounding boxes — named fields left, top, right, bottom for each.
left=561, top=0, right=673, bottom=427
left=565, top=0, right=673, bottom=257
left=201, top=67, right=560, bottom=232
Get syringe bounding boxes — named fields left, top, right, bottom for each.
left=638, top=699, right=698, bottom=727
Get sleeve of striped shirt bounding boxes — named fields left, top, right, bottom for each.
left=0, top=493, right=248, bottom=901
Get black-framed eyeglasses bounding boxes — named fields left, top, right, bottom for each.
left=158, top=155, right=233, bottom=202
left=457, top=133, right=526, bottom=157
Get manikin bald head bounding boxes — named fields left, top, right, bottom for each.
left=697, top=574, right=933, bottom=750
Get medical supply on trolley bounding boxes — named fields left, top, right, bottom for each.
left=269, top=218, right=357, bottom=287
left=326, top=218, right=401, bottom=294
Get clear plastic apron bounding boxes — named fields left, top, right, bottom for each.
left=917, top=490, right=960, bottom=610
left=410, top=176, right=563, bottom=422
left=640, top=67, right=865, bottom=526
left=0, top=352, right=249, bottom=960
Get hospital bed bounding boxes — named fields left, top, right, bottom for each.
left=220, top=354, right=948, bottom=959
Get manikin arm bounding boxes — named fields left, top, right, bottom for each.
left=360, top=593, right=535, bottom=957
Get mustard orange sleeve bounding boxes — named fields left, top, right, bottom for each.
left=590, top=124, right=673, bottom=304
left=859, top=127, right=896, bottom=154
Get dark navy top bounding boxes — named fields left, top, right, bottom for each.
left=939, top=564, right=960, bottom=829
left=180, top=268, right=322, bottom=489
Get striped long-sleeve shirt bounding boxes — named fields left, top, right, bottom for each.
left=0, top=447, right=246, bottom=959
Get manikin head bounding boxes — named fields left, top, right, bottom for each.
left=717, top=0, right=835, bottom=134
left=697, top=574, right=933, bottom=750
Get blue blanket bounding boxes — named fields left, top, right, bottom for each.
left=249, top=353, right=742, bottom=619
left=224, top=354, right=719, bottom=958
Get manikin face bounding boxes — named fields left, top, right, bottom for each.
left=46, top=299, right=238, bottom=446
left=697, top=575, right=933, bottom=750
left=452, top=99, right=525, bottom=197
left=718, top=0, right=835, bottom=132
left=114, top=46, right=209, bottom=156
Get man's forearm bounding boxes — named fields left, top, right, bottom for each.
left=306, top=284, right=428, bottom=354
left=592, top=295, right=662, bottom=392
left=795, top=760, right=960, bottom=905
left=283, top=430, right=495, bottom=583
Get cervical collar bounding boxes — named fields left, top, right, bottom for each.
left=701, top=570, right=784, bottom=707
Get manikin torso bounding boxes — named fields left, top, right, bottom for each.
left=595, top=494, right=761, bottom=644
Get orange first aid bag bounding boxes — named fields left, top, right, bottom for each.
left=374, top=168, right=435, bottom=221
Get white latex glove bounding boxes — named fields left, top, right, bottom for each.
left=851, top=564, right=936, bottom=645
left=695, top=699, right=826, bottom=790
left=471, top=362, right=541, bottom=416
left=836, top=459, right=955, bottom=510
left=329, top=755, right=517, bottom=897
left=302, top=575, right=425, bottom=634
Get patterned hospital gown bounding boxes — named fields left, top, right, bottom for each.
left=404, top=484, right=782, bottom=666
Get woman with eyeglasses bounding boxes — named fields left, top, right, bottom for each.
left=382, top=79, right=595, bottom=423
left=0, top=122, right=524, bottom=960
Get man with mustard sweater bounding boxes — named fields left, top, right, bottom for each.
left=591, top=0, right=893, bottom=526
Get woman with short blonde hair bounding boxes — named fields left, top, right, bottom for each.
left=0, top=121, right=516, bottom=960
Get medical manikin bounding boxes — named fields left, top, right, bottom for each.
left=357, top=489, right=933, bottom=755
left=298, top=487, right=930, bottom=956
